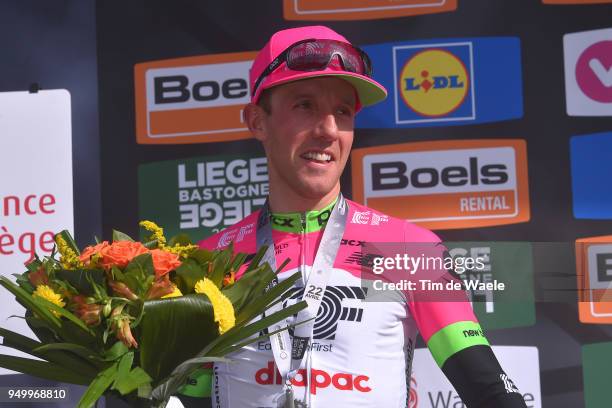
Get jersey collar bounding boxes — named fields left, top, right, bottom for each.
left=270, top=198, right=338, bottom=233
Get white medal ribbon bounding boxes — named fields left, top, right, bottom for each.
left=257, top=195, right=348, bottom=408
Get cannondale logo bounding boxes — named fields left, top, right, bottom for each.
left=287, top=286, right=367, bottom=340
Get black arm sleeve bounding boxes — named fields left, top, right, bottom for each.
left=441, top=345, right=528, bottom=408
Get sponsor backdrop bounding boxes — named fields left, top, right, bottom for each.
left=0, top=90, right=74, bottom=375
left=94, top=1, right=612, bottom=407
left=0, top=0, right=611, bottom=407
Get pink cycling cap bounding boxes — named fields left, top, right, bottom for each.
left=250, top=25, right=387, bottom=108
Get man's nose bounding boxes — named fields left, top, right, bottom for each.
left=314, top=113, right=339, bottom=141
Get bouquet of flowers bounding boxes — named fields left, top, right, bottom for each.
left=0, top=221, right=305, bottom=407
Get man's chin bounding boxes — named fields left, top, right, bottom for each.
left=293, top=181, right=340, bottom=201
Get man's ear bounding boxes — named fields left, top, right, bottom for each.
left=244, top=103, right=267, bottom=142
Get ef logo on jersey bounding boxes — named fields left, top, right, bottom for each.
left=394, top=43, right=474, bottom=123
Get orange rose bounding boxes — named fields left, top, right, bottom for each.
left=150, top=249, right=181, bottom=278
left=79, top=241, right=110, bottom=265
left=99, top=241, right=149, bottom=269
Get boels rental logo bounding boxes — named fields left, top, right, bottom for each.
left=576, top=236, right=612, bottom=324
left=356, top=37, right=523, bottom=128
left=283, top=0, right=457, bottom=21
left=134, top=52, right=257, bottom=144
left=351, top=139, right=530, bottom=230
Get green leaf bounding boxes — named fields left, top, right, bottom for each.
left=25, top=315, right=58, bottom=344
left=139, top=295, right=218, bottom=385
left=111, top=266, right=125, bottom=281
left=234, top=271, right=302, bottom=326
left=24, top=258, right=43, bottom=273
left=103, top=341, right=129, bottom=361
left=33, top=343, right=104, bottom=364
left=31, top=296, right=95, bottom=336
left=0, top=329, right=100, bottom=377
left=244, top=245, right=268, bottom=273
left=112, top=351, right=134, bottom=392
left=0, top=276, right=61, bottom=329
left=221, top=264, right=276, bottom=316
left=55, top=269, right=106, bottom=297
left=150, top=301, right=306, bottom=402
left=209, top=250, right=231, bottom=287
left=229, top=252, right=247, bottom=274
left=168, top=233, right=193, bottom=247
left=219, top=314, right=314, bottom=356
left=56, top=230, right=81, bottom=255
left=5, top=335, right=102, bottom=378
left=58, top=319, right=100, bottom=349
left=77, top=361, right=119, bottom=408
left=122, top=253, right=155, bottom=297
left=209, top=301, right=307, bottom=356
left=112, top=229, right=135, bottom=242
left=174, top=258, right=206, bottom=295
left=114, top=367, right=152, bottom=396
left=0, top=354, right=90, bottom=385
left=14, top=273, right=35, bottom=293
left=0, top=327, right=41, bottom=353
left=188, top=248, right=215, bottom=265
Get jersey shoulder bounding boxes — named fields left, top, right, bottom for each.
left=197, top=210, right=261, bottom=252
left=345, top=199, right=440, bottom=244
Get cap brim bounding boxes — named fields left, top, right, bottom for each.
left=254, top=70, right=388, bottom=108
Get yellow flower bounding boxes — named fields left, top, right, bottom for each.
left=32, top=285, right=65, bottom=317
left=55, top=235, right=82, bottom=269
left=194, top=278, right=235, bottom=334
left=139, top=220, right=166, bottom=248
left=165, top=244, right=198, bottom=260
left=161, top=284, right=183, bottom=299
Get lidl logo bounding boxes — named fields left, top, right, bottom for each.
left=570, top=132, right=612, bottom=219
left=576, top=236, right=612, bottom=324
left=134, top=52, right=257, bottom=144
left=283, top=0, right=457, bottom=21
left=446, top=242, right=535, bottom=330
left=399, top=48, right=469, bottom=117
left=351, top=139, right=530, bottom=230
left=357, top=37, right=523, bottom=128
left=583, top=342, right=612, bottom=408
left=563, top=28, right=612, bottom=116
left=138, top=153, right=268, bottom=242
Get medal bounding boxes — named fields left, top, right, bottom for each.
left=276, top=386, right=296, bottom=408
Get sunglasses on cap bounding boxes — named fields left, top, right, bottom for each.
left=252, top=38, right=373, bottom=97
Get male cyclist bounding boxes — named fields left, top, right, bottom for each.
left=197, top=26, right=528, bottom=408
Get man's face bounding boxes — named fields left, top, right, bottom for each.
left=252, top=77, right=356, bottom=202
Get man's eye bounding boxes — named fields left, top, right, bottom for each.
left=337, top=107, right=354, bottom=117
left=295, top=100, right=312, bottom=109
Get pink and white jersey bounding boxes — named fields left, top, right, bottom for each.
left=199, top=199, right=485, bottom=408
